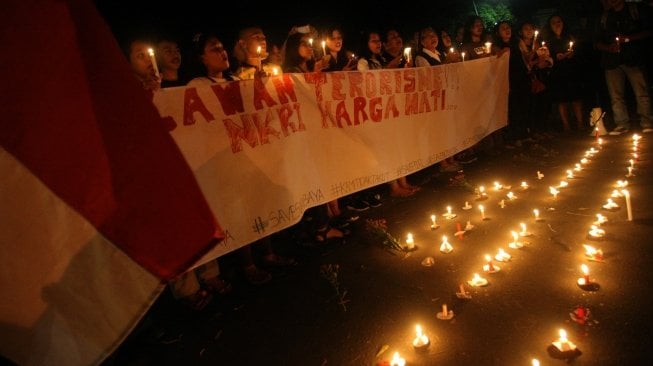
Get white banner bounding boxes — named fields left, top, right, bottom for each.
left=154, top=55, right=508, bottom=266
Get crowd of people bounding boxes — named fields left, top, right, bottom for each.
left=120, top=0, right=652, bottom=311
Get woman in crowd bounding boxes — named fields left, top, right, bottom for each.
left=323, top=26, right=357, bottom=72
left=495, top=21, right=531, bottom=148
left=188, top=32, right=294, bottom=285
left=545, top=14, right=585, bottom=132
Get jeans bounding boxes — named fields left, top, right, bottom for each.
left=605, top=64, right=653, bottom=129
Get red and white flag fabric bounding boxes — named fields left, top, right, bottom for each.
left=0, top=0, right=221, bottom=364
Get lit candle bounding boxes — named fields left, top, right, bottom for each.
left=519, top=222, right=532, bottom=237
left=627, top=166, right=633, bottom=177
left=541, top=41, right=546, bottom=47
left=549, top=186, right=559, bottom=200
left=603, top=198, right=619, bottom=210
left=463, top=201, right=472, bottom=210
left=405, top=233, right=415, bottom=250
left=449, top=47, right=454, bottom=54
left=533, top=209, right=542, bottom=221
left=479, top=204, right=485, bottom=220
left=412, top=324, right=430, bottom=350
left=588, top=225, right=605, bottom=238
left=506, top=191, right=516, bottom=200
left=468, top=273, right=488, bottom=287
left=558, top=180, right=569, bottom=188
left=256, top=45, right=262, bottom=71
left=478, top=185, right=486, bottom=197
left=485, top=42, right=492, bottom=54
left=499, top=199, right=505, bottom=209
left=403, top=47, right=411, bottom=63
left=532, top=359, right=540, bottom=366
left=465, top=220, right=474, bottom=231
left=321, top=40, right=326, bottom=57
left=444, top=206, right=456, bottom=219
left=390, top=351, right=406, bottom=366
left=537, top=171, right=544, bottom=180
left=580, top=158, right=589, bottom=164
left=521, top=181, right=529, bottom=190
left=533, top=30, right=539, bottom=50
left=579, top=264, right=590, bottom=285
left=483, top=254, right=499, bottom=273
left=616, top=180, right=628, bottom=188
left=629, top=159, right=635, bottom=169
left=509, top=230, right=523, bottom=249
left=566, top=169, right=574, bottom=179
left=308, top=38, right=313, bottom=47
left=430, top=214, right=438, bottom=230
left=568, top=41, right=574, bottom=51
left=598, top=137, right=604, bottom=146
left=574, top=163, right=582, bottom=172
left=495, top=248, right=511, bottom=262
left=633, top=152, right=639, bottom=161
left=271, top=67, right=279, bottom=76
left=440, top=235, right=453, bottom=253
left=583, top=244, right=603, bottom=261
left=552, top=329, right=577, bottom=352
left=633, top=133, right=641, bottom=141
left=461, top=52, right=466, bottom=62
left=493, top=181, right=501, bottom=191
left=593, top=213, right=608, bottom=225
left=611, top=189, right=623, bottom=198
left=621, top=189, right=632, bottom=221
left=147, top=48, right=160, bottom=79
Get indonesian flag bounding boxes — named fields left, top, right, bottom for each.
left=0, top=0, right=222, bottom=364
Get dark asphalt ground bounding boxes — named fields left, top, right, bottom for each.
left=105, top=129, right=653, bottom=366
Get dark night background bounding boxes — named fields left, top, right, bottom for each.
left=93, top=0, right=605, bottom=52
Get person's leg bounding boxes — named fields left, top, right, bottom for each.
left=389, top=179, right=414, bottom=197
left=572, top=100, right=584, bottom=129
left=197, top=260, right=231, bottom=294
left=558, top=102, right=570, bottom=131
left=605, top=67, right=630, bottom=131
left=623, top=65, right=653, bottom=129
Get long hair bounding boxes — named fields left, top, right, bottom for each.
left=462, top=15, right=484, bottom=43
left=282, top=32, right=315, bottom=72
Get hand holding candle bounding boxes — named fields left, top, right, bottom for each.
left=403, top=47, right=411, bottom=64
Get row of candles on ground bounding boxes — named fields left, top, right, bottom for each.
left=393, top=134, right=644, bottom=364
left=387, top=326, right=577, bottom=365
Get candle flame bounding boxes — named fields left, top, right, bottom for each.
left=621, top=189, right=630, bottom=197
left=479, top=186, right=485, bottom=193
left=532, top=359, right=540, bottom=366
left=533, top=209, right=540, bottom=218
left=485, top=254, right=492, bottom=262
left=430, top=214, right=436, bottom=224
left=583, top=244, right=598, bottom=255
left=581, top=264, right=589, bottom=275
left=511, top=230, right=518, bottom=241
left=406, top=233, right=413, bottom=242
left=147, top=48, right=155, bottom=56
left=415, top=324, right=422, bottom=337
left=559, top=329, right=568, bottom=341
left=450, top=47, right=454, bottom=53
left=447, top=206, right=452, bottom=214
left=520, top=223, right=526, bottom=232
left=479, top=204, right=484, bottom=212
